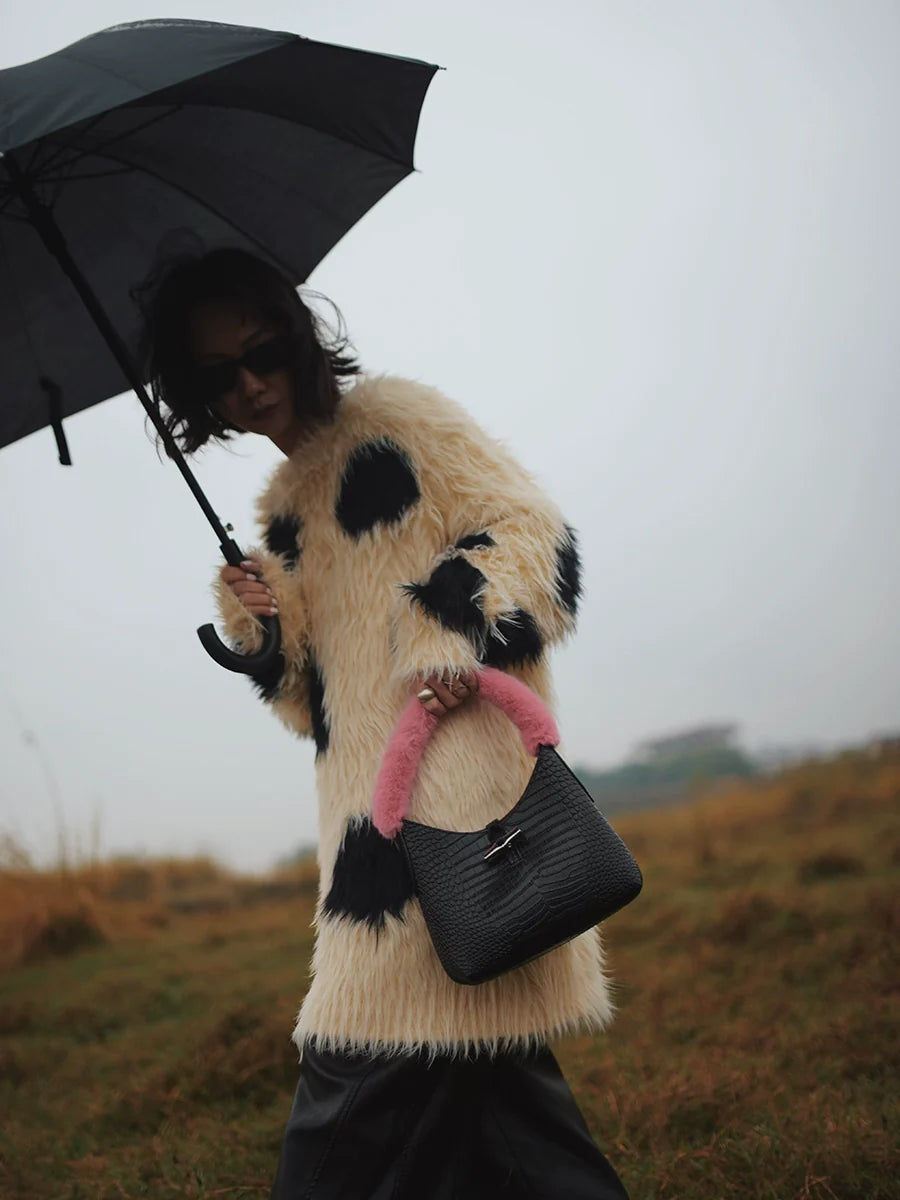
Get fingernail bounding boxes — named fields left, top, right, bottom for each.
left=245, top=573, right=257, bottom=581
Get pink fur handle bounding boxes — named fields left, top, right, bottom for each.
left=372, top=667, right=560, bottom=838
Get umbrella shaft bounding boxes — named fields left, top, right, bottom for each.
left=5, top=152, right=242, bottom=564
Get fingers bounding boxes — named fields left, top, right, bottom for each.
left=459, top=670, right=479, bottom=694
left=417, top=686, right=448, bottom=715
left=235, top=587, right=278, bottom=616
left=219, top=559, right=278, bottom=616
left=429, top=678, right=459, bottom=712
left=416, top=671, right=480, bottom=715
left=220, top=559, right=264, bottom=583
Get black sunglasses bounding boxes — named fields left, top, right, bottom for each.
left=192, top=334, right=295, bottom=401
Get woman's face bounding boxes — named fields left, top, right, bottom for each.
left=188, top=300, right=304, bottom=453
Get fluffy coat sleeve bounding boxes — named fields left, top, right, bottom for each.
left=212, top=538, right=314, bottom=737
left=387, top=389, right=582, bottom=684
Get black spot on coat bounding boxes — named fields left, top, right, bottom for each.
left=454, top=531, right=495, bottom=551
left=249, top=650, right=329, bottom=756
left=556, top=525, right=583, bottom=615
left=482, top=609, right=544, bottom=668
left=336, top=439, right=420, bottom=537
left=264, top=513, right=303, bottom=568
left=323, top=819, right=415, bottom=931
left=308, top=656, right=330, bottom=758
left=249, top=651, right=286, bottom=703
left=404, top=556, right=487, bottom=645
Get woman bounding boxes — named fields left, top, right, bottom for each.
left=141, top=247, right=629, bottom=1199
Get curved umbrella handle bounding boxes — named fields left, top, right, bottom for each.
left=195, top=536, right=283, bottom=674
left=196, top=613, right=282, bottom=674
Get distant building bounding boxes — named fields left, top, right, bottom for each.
left=634, top=724, right=738, bottom=763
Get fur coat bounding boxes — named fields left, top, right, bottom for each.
left=215, top=375, right=616, bottom=1057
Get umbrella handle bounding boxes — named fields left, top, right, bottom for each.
left=195, top=536, right=283, bottom=673
left=196, top=613, right=282, bottom=674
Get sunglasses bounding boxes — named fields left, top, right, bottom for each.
left=192, top=334, right=295, bottom=402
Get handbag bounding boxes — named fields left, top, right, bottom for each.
left=371, top=666, right=643, bottom=985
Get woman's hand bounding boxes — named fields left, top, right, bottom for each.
left=415, top=670, right=479, bottom=716
left=220, top=558, right=279, bottom=617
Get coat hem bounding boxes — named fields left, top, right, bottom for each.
left=291, top=1008, right=615, bottom=1064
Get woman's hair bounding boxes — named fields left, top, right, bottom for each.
left=134, top=246, right=359, bottom=456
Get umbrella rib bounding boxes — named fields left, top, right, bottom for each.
left=74, top=145, right=301, bottom=277
left=62, top=48, right=157, bottom=93
left=32, top=107, right=183, bottom=185
left=27, top=112, right=119, bottom=179
left=39, top=167, right=137, bottom=185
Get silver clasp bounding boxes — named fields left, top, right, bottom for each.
left=483, top=828, right=522, bottom=861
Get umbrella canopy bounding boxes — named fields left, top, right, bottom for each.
left=0, top=18, right=438, bottom=450
left=0, top=18, right=438, bottom=673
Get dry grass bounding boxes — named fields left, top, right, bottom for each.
left=0, top=748, right=897, bottom=1199
left=0, top=848, right=319, bottom=971
left=557, top=747, right=900, bottom=1199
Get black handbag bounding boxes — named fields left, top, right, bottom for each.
left=372, top=667, right=643, bottom=985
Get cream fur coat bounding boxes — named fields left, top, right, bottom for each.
left=215, top=375, right=615, bottom=1057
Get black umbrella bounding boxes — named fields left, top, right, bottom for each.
left=0, top=18, right=438, bottom=672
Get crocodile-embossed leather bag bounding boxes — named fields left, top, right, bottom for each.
left=371, top=667, right=643, bottom=985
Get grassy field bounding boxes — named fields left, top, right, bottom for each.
left=1, top=748, right=897, bottom=1200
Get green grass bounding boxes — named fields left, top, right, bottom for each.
left=1, top=751, right=898, bottom=1199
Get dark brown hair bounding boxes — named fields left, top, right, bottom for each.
left=134, top=246, right=359, bottom=456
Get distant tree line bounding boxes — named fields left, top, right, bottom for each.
left=575, top=742, right=757, bottom=813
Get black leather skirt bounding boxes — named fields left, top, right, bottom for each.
left=270, top=1043, right=629, bottom=1199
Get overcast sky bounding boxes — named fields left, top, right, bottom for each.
left=2, top=0, right=898, bottom=872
